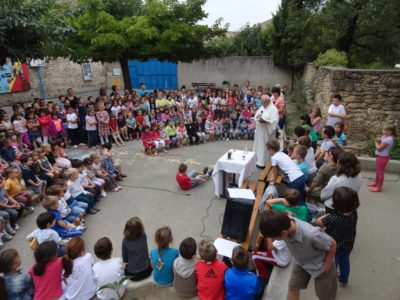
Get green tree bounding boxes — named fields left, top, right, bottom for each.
left=63, top=0, right=225, bottom=89
left=207, top=22, right=274, bottom=57
left=0, top=0, right=73, bottom=60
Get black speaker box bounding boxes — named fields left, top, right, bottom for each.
left=221, top=197, right=254, bottom=241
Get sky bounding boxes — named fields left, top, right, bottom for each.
left=200, top=0, right=281, bottom=31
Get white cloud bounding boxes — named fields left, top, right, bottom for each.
left=200, top=0, right=281, bottom=31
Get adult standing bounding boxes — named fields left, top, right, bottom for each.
left=271, top=86, right=286, bottom=130
left=66, top=88, right=79, bottom=110
left=252, top=95, right=279, bottom=168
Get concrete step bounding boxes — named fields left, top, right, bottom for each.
left=263, top=260, right=294, bottom=300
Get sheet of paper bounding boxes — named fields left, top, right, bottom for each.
left=228, top=188, right=256, bottom=200
left=214, top=238, right=240, bottom=258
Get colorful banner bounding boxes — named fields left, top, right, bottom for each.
left=0, top=59, right=31, bottom=94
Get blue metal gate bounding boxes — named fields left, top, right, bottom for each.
left=128, top=59, right=177, bottom=90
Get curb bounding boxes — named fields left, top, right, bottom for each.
left=358, top=157, right=400, bottom=173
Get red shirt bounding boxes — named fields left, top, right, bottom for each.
left=109, top=119, right=118, bottom=131
left=136, top=116, right=145, bottom=126
left=38, top=115, right=51, bottom=126
left=142, top=132, right=154, bottom=148
left=176, top=172, right=192, bottom=190
left=195, top=260, right=228, bottom=300
left=28, top=258, right=63, bottom=300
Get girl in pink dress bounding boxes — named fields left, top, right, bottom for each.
left=96, top=102, right=110, bottom=145
left=38, top=109, right=51, bottom=144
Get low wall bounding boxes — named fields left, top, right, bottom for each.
left=313, top=66, right=400, bottom=141
left=0, top=58, right=107, bottom=106
left=178, top=56, right=292, bottom=88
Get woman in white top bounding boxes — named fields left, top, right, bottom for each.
left=63, top=237, right=97, bottom=300
left=321, top=152, right=362, bottom=210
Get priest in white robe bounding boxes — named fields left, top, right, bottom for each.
left=252, top=94, right=279, bottom=168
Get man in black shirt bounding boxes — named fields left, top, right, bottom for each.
left=66, top=88, right=79, bottom=109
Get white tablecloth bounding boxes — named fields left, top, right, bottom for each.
left=212, top=150, right=257, bottom=197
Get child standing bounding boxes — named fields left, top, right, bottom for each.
left=26, top=110, right=42, bottom=148
left=93, top=237, right=127, bottom=300
left=260, top=210, right=337, bottom=300
left=224, top=246, right=263, bottom=300
left=194, top=117, right=206, bottom=143
left=85, top=108, right=98, bottom=149
left=195, top=239, right=228, bottom=300
left=369, top=124, right=396, bottom=192
left=150, top=226, right=179, bottom=286
left=326, top=94, right=346, bottom=127
left=122, top=217, right=152, bottom=281
left=96, top=102, right=110, bottom=146
left=0, top=248, right=33, bottom=300
left=66, top=107, right=79, bottom=148
left=63, top=237, right=97, bottom=300
left=142, top=126, right=157, bottom=155
left=309, top=106, right=322, bottom=134
left=173, top=237, right=198, bottom=298
left=38, top=109, right=51, bottom=144
left=315, top=187, right=359, bottom=286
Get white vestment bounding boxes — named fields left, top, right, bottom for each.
left=252, top=103, right=279, bottom=167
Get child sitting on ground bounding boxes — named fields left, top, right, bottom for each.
left=122, top=217, right=152, bottom=281
left=101, top=144, right=127, bottom=179
left=26, top=212, right=67, bottom=255
left=175, top=163, right=212, bottom=190
left=20, top=154, right=45, bottom=200
left=90, top=153, right=121, bottom=192
left=315, top=187, right=359, bottom=287
left=173, top=237, right=198, bottom=298
left=63, top=237, right=97, bottom=300
left=4, top=167, right=35, bottom=213
left=0, top=248, right=34, bottom=299
left=83, top=158, right=107, bottom=197
left=315, top=126, right=335, bottom=164
left=151, top=124, right=168, bottom=153
left=142, top=126, right=157, bottom=156
left=195, top=239, right=228, bottom=300
left=66, top=168, right=98, bottom=215
left=93, top=237, right=127, bottom=300
left=266, top=189, right=309, bottom=222
left=225, top=246, right=263, bottom=300
left=41, top=195, right=84, bottom=239
left=150, top=226, right=179, bottom=286
left=28, top=241, right=66, bottom=300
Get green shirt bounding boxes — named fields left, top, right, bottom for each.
left=272, top=204, right=310, bottom=222
left=165, top=125, right=177, bottom=137
left=304, top=124, right=318, bottom=142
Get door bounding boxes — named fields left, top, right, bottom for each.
left=128, top=59, right=177, bottom=90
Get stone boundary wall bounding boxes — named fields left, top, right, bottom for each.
left=178, top=56, right=292, bottom=88
left=0, top=58, right=107, bottom=106
left=313, top=66, right=400, bottom=141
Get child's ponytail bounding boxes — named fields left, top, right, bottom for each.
left=63, top=237, right=85, bottom=278
left=33, top=241, right=58, bottom=276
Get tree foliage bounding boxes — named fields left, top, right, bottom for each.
left=208, top=22, right=274, bottom=57
left=272, top=0, right=400, bottom=69
left=0, top=0, right=74, bottom=60
left=314, top=49, right=348, bottom=67
left=62, top=0, right=226, bottom=88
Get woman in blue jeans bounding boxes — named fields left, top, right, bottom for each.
left=315, top=186, right=359, bottom=286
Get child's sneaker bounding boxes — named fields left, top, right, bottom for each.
left=2, top=232, right=13, bottom=241
left=101, top=191, right=107, bottom=197
left=26, top=206, right=35, bottom=214
left=14, top=223, right=20, bottom=231
left=0, top=239, right=4, bottom=247
left=6, top=225, right=16, bottom=235
left=73, top=145, right=79, bottom=149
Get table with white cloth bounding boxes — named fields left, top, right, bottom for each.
left=212, top=150, right=257, bottom=197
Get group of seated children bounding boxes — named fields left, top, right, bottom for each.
left=1, top=217, right=269, bottom=300
left=0, top=141, right=125, bottom=250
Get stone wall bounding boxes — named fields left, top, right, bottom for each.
left=0, top=58, right=107, bottom=106
left=178, top=56, right=292, bottom=88
left=313, top=66, right=400, bottom=141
